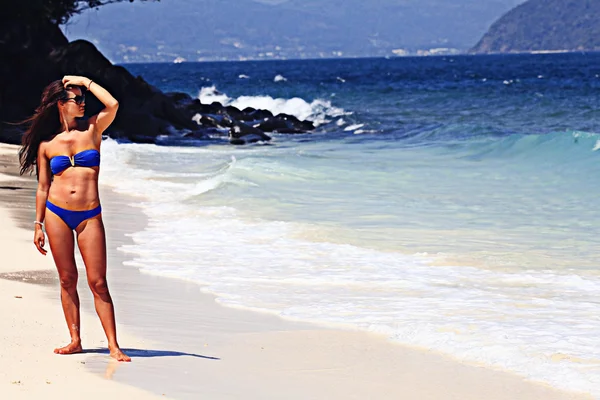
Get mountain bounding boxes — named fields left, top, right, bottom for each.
left=471, top=0, right=600, bottom=53
left=61, top=0, right=523, bottom=62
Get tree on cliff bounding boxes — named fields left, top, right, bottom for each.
left=0, top=0, right=155, bottom=143
left=2, top=1, right=145, bottom=24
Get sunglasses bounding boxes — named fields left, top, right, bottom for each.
left=63, top=95, right=85, bottom=105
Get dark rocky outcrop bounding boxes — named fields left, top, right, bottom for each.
left=471, top=0, right=600, bottom=54
left=229, top=122, right=271, bottom=145
left=0, top=20, right=68, bottom=144
left=0, top=22, right=315, bottom=146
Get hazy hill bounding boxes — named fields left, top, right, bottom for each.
left=62, top=0, right=523, bottom=62
left=471, top=0, right=600, bottom=53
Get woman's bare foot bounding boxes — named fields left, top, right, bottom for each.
left=54, top=341, right=82, bottom=355
left=109, top=346, right=131, bottom=362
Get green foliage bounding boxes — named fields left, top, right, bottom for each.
left=2, top=0, right=145, bottom=25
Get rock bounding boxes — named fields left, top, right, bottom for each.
left=230, top=134, right=271, bottom=145
left=0, top=22, right=316, bottom=146
left=0, top=20, right=67, bottom=128
left=194, top=115, right=220, bottom=128
left=230, top=122, right=265, bottom=136
left=166, top=92, right=194, bottom=106
left=229, top=122, right=271, bottom=144
left=252, top=114, right=314, bottom=133
left=142, top=92, right=197, bottom=130
left=221, top=105, right=245, bottom=120
left=112, top=110, right=170, bottom=143
left=49, top=40, right=198, bottom=135
left=187, top=100, right=221, bottom=115
left=253, top=118, right=291, bottom=133
left=236, top=109, right=275, bottom=122
left=275, top=113, right=315, bottom=131
left=193, top=113, right=237, bottom=129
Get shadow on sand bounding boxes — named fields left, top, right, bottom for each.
left=84, top=347, right=220, bottom=360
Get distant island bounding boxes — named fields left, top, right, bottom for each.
left=471, top=0, right=600, bottom=54
left=63, top=0, right=519, bottom=63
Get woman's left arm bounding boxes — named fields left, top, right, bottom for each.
left=62, top=75, right=119, bottom=139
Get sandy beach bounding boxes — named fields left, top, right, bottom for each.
left=0, top=147, right=165, bottom=399
left=0, top=142, right=592, bottom=400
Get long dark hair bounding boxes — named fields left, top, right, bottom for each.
left=18, top=80, right=69, bottom=176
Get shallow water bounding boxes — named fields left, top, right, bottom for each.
left=102, top=54, right=600, bottom=396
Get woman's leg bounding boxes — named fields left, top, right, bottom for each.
left=76, top=215, right=130, bottom=362
left=45, top=210, right=82, bottom=354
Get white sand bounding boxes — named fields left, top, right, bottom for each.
left=0, top=143, right=592, bottom=399
left=0, top=207, right=166, bottom=399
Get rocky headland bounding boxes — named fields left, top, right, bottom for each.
left=0, top=19, right=314, bottom=147
left=471, top=0, right=600, bottom=54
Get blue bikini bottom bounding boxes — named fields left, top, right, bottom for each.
left=46, top=201, right=102, bottom=230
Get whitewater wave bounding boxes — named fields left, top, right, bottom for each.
left=198, top=86, right=348, bottom=126
left=98, top=137, right=600, bottom=397
left=344, top=123, right=364, bottom=132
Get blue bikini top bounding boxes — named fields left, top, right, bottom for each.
left=50, top=149, right=100, bottom=175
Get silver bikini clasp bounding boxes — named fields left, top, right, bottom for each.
left=69, top=156, right=75, bottom=167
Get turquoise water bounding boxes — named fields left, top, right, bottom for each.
left=102, top=54, right=600, bottom=396
left=196, top=130, right=600, bottom=272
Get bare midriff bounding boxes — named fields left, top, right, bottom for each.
left=47, top=166, right=100, bottom=211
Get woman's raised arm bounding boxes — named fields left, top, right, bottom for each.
left=62, top=75, right=119, bottom=140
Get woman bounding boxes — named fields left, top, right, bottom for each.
left=19, top=75, right=130, bottom=362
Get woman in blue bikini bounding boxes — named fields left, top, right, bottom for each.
left=19, top=75, right=130, bottom=362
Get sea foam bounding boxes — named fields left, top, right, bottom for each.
left=99, top=138, right=600, bottom=398
left=198, top=86, right=347, bottom=126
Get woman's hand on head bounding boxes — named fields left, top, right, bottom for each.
left=34, top=227, right=47, bottom=256
left=62, top=75, right=91, bottom=89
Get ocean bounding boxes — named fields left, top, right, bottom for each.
left=100, top=54, right=600, bottom=396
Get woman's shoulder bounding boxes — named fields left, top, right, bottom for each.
left=37, top=139, right=50, bottom=157
left=40, top=133, right=58, bottom=146
left=39, top=133, right=61, bottom=154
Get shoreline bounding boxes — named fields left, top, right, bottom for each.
left=0, top=143, right=592, bottom=399
left=0, top=157, right=167, bottom=398
left=109, top=50, right=596, bottom=65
